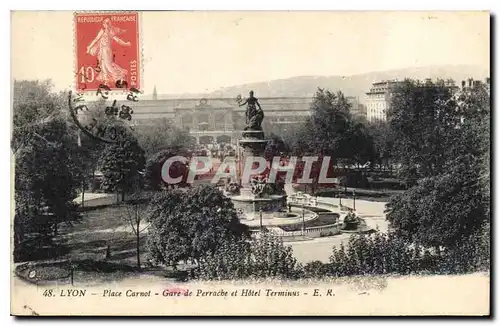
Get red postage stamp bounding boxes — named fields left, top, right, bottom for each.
left=74, top=12, right=141, bottom=92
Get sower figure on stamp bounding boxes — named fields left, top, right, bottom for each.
left=86, top=18, right=131, bottom=86
left=238, top=90, right=264, bottom=134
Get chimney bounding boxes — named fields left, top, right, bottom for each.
left=486, top=77, right=490, bottom=85
left=461, top=80, right=466, bottom=89
left=468, top=78, right=473, bottom=88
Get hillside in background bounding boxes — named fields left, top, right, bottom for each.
left=151, top=65, right=490, bottom=103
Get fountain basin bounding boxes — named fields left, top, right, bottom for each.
left=230, top=194, right=286, bottom=218
left=240, top=206, right=319, bottom=227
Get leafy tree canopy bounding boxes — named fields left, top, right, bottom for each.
left=98, top=125, right=146, bottom=200
left=146, top=185, right=249, bottom=268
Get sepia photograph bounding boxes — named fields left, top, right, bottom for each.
left=10, top=10, right=491, bottom=316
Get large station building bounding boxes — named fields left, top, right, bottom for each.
left=131, top=96, right=362, bottom=145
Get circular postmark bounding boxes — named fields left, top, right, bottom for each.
left=68, top=85, right=141, bottom=144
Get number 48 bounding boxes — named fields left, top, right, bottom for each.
left=79, top=66, right=95, bottom=83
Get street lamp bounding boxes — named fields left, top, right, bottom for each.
left=259, top=208, right=263, bottom=231
left=301, top=204, right=305, bottom=236
left=253, top=201, right=256, bottom=221
left=353, top=190, right=356, bottom=211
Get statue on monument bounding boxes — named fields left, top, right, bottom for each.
left=237, top=90, right=264, bottom=132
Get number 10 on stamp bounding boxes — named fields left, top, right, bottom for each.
left=74, top=12, right=141, bottom=92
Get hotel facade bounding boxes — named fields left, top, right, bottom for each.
left=365, top=77, right=489, bottom=122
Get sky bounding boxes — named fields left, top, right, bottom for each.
left=11, top=11, right=490, bottom=95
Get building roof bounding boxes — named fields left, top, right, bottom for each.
left=132, top=97, right=315, bottom=114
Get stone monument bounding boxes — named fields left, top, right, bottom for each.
left=230, top=91, right=286, bottom=221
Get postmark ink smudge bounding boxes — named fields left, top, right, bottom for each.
left=67, top=86, right=140, bottom=144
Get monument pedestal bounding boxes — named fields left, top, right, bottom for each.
left=231, top=130, right=286, bottom=221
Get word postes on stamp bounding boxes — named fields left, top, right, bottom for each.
left=75, top=12, right=140, bottom=92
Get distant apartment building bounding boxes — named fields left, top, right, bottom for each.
left=364, top=77, right=489, bottom=122
left=365, top=80, right=402, bottom=122
left=459, top=77, right=490, bottom=92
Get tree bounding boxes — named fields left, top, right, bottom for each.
left=388, top=79, right=462, bottom=184
left=14, top=123, right=82, bottom=235
left=365, top=120, right=395, bottom=171
left=304, top=89, right=353, bottom=158
left=385, top=171, right=486, bottom=249
left=346, top=120, right=376, bottom=167
left=264, top=133, right=289, bottom=160
left=99, top=126, right=146, bottom=202
left=75, top=99, right=108, bottom=193
left=285, top=88, right=376, bottom=193
left=386, top=80, right=490, bottom=250
left=144, top=148, right=190, bottom=190
left=77, top=134, right=104, bottom=200
left=122, top=193, right=150, bottom=268
left=135, top=118, right=195, bottom=158
left=453, top=82, right=491, bottom=216
left=13, top=80, right=83, bottom=260
left=262, top=119, right=298, bottom=154
left=291, top=88, right=375, bottom=167
left=146, top=185, right=249, bottom=269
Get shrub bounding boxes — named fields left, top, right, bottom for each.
left=303, top=260, right=330, bottom=278
left=197, top=231, right=298, bottom=280
left=197, top=239, right=252, bottom=280
left=328, top=230, right=490, bottom=277
left=197, top=228, right=489, bottom=280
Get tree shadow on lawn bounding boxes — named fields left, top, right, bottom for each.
left=15, top=239, right=70, bottom=263
left=107, top=236, right=148, bottom=262
left=16, top=203, right=149, bottom=268
left=17, top=235, right=196, bottom=285
left=60, top=205, right=131, bottom=235
left=17, top=231, right=143, bottom=265
left=57, top=204, right=151, bottom=261
left=65, top=231, right=149, bottom=265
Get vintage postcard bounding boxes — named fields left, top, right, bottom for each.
left=11, top=11, right=490, bottom=316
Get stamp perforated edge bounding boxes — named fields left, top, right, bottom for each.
left=72, top=10, right=144, bottom=94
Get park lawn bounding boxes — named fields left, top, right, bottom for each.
left=57, top=205, right=150, bottom=267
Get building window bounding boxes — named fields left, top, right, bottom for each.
left=198, top=113, right=209, bottom=124
left=214, top=112, right=226, bottom=130
left=181, top=114, right=193, bottom=128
